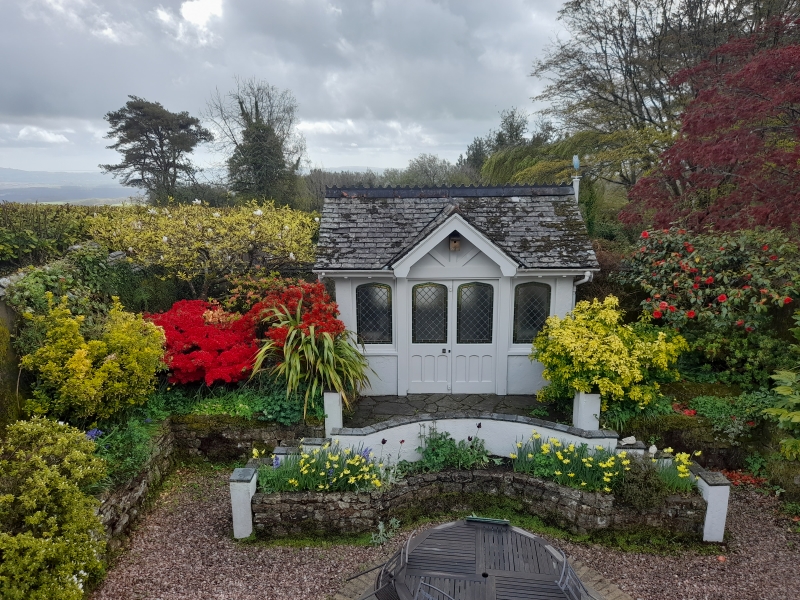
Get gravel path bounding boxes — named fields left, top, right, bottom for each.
left=92, top=467, right=800, bottom=600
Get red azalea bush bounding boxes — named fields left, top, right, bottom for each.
left=149, top=280, right=346, bottom=385
left=147, top=300, right=259, bottom=386
left=618, top=228, right=799, bottom=385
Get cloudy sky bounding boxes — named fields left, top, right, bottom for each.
left=0, top=0, right=566, bottom=173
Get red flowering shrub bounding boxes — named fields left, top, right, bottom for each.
left=619, top=228, right=800, bottom=385
left=247, top=281, right=345, bottom=346
left=220, top=270, right=301, bottom=313
left=147, top=300, right=259, bottom=385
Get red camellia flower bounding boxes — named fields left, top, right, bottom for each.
left=770, top=255, right=778, bottom=260
left=762, top=245, right=769, bottom=251
left=736, top=319, right=744, bottom=326
left=785, top=297, right=793, bottom=304
left=641, top=231, right=650, bottom=238
left=692, top=283, right=699, bottom=289
left=659, top=301, right=668, bottom=309
left=668, top=305, right=676, bottom=312
left=705, top=276, right=714, bottom=284
left=745, top=326, right=755, bottom=332
left=653, top=310, right=663, bottom=319
left=717, top=294, right=727, bottom=302
left=686, top=310, right=696, bottom=318
left=742, top=285, right=751, bottom=290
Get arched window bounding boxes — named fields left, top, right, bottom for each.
left=457, top=282, right=493, bottom=343
left=412, top=283, right=448, bottom=344
left=513, top=282, right=551, bottom=344
left=356, top=283, right=392, bottom=344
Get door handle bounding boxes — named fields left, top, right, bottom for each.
left=441, top=349, right=446, bottom=354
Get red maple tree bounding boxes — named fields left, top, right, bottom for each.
left=623, top=21, right=800, bottom=231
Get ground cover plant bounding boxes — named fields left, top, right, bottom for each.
left=0, top=417, right=107, bottom=600
left=688, top=391, right=777, bottom=445
left=532, top=295, right=688, bottom=409
left=257, top=441, right=384, bottom=492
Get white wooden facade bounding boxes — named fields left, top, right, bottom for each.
left=315, top=185, right=598, bottom=397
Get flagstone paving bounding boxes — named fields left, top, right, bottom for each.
left=344, top=394, right=537, bottom=428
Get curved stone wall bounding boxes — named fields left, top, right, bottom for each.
left=252, top=469, right=705, bottom=538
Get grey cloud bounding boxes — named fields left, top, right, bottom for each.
left=0, top=0, right=565, bottom=171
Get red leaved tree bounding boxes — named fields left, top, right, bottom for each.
left=623, top=21, right=800, bottom=231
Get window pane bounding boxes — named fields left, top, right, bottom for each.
left=457, top=283, right=493, bottom=344
left=513, top=283, right=551, bottom=344
left=356, top=284, right=392, bottom=344
left=412, top=283, right=447, bottom=343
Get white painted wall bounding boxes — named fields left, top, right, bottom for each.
left=332, top=418, right=618, bottom=466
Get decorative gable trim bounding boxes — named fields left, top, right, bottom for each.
left=391, top=213, right=519, bottom=278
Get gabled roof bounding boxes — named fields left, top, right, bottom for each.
left=314, top=185, right=599, bottom=271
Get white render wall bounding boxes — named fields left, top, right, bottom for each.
left=327, top=249, right=590, bottom=397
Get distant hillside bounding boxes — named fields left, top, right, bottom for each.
left=0, top=167, right=137, bottom=204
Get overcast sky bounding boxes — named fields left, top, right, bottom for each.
left=0, top=0, right=566, bottom=173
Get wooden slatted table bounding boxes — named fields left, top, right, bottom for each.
left=364, top=518, right=598, bottom=600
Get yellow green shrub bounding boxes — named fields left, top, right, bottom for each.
left=21, top=294, right=165, bottom=420
left=0, top=417, right=107, bottom=599
left=88, top=201, right=318, bottom=298
left=532, top=296, right=688, bottom=407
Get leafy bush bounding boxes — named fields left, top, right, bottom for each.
left=91, top=418, right=159, bottom=488
left=689, top=391, right=777, bottom=445
left=218, top=269, right=301, bottom=313
left=532, top=296, right=688, bottom=408
left=618, top=228, right=799, bottom=386
left=257, top=441, right=384, bottom=492
left=614, top=457, right=670, bottom=512
left=253, top=301, right=369, bottom=417
left=764, top=370, right=800, bottom=460
left=88, top=201, right=318, bottom=298
left=0, top=203, right=99, bottom=274
left=0, top=417, right=106, bottom=599
left=21, top=294, right=165, bottom=421
left=146, top=300, right=258, bottom=386
left=601, top=394, right=673, bottom=432
left=399, top=425, right=490, bottom=475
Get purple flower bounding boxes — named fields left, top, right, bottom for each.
left=272, top=455, right=281, bottom=468
left=381, top=438, right=387, bottom=445
left=85, top=428, right=103, bottom=441
left=360, top=447, right=372, bottom=459
left=144, top=418, right=152, bottom=424
left=468, top=436, right=473, bottom=442
left=476, top=423, right=482, bottom=429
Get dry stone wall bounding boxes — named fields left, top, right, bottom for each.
left=252, top=469, right=705, bottom=538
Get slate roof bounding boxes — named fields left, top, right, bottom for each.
left=314, top=185, right=599, bottom=271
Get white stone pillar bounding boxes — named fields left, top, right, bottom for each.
left=229, top=467, right=257, bottom=539
left=691, top=464, right=731, bottom=543
left=573, top=391, right=601, bottom=431
left=324, top=390, right=343, bottom=437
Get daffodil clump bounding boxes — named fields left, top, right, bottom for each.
left=509, top=430, right=629, bottom=493
left=657, top=447, right=699, bottom=492
left=257, top=441, right=385, bottom=493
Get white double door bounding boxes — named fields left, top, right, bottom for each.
left=408, top=279, right=498, bottom=394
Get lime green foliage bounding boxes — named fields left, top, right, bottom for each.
left=532, top=296, right=688, bottom=408
left=253, top=304, right=371, bottom=417
left=257, top=441, right=384, bottom=492
left=0, top=417, right=107, bottom=599
left=601, top=394, right=673, bottom=433
left=88, top=202, right=317, bottom=298
left=690, top=391, right=777, bottom=445
left=764, top=370, right=800, bottom=460
left=20, top=294, right=165, bottom=421
left=399, top=425, right=490, bottom=475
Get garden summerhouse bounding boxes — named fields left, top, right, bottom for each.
left=314, top=184, right=599, bottom=396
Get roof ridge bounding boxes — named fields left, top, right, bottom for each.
left=325, top=184, right=574, bottom=199
left=385, top=201, right=460, bottom=266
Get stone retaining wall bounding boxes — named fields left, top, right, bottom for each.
left=97, top=421, right=175, bottom=552
left=171, top=414, right=323, bottom=461
left=252, top=469, right=705, bottom=538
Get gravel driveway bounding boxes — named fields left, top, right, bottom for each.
left=91, top=466, right=800, bottom=600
